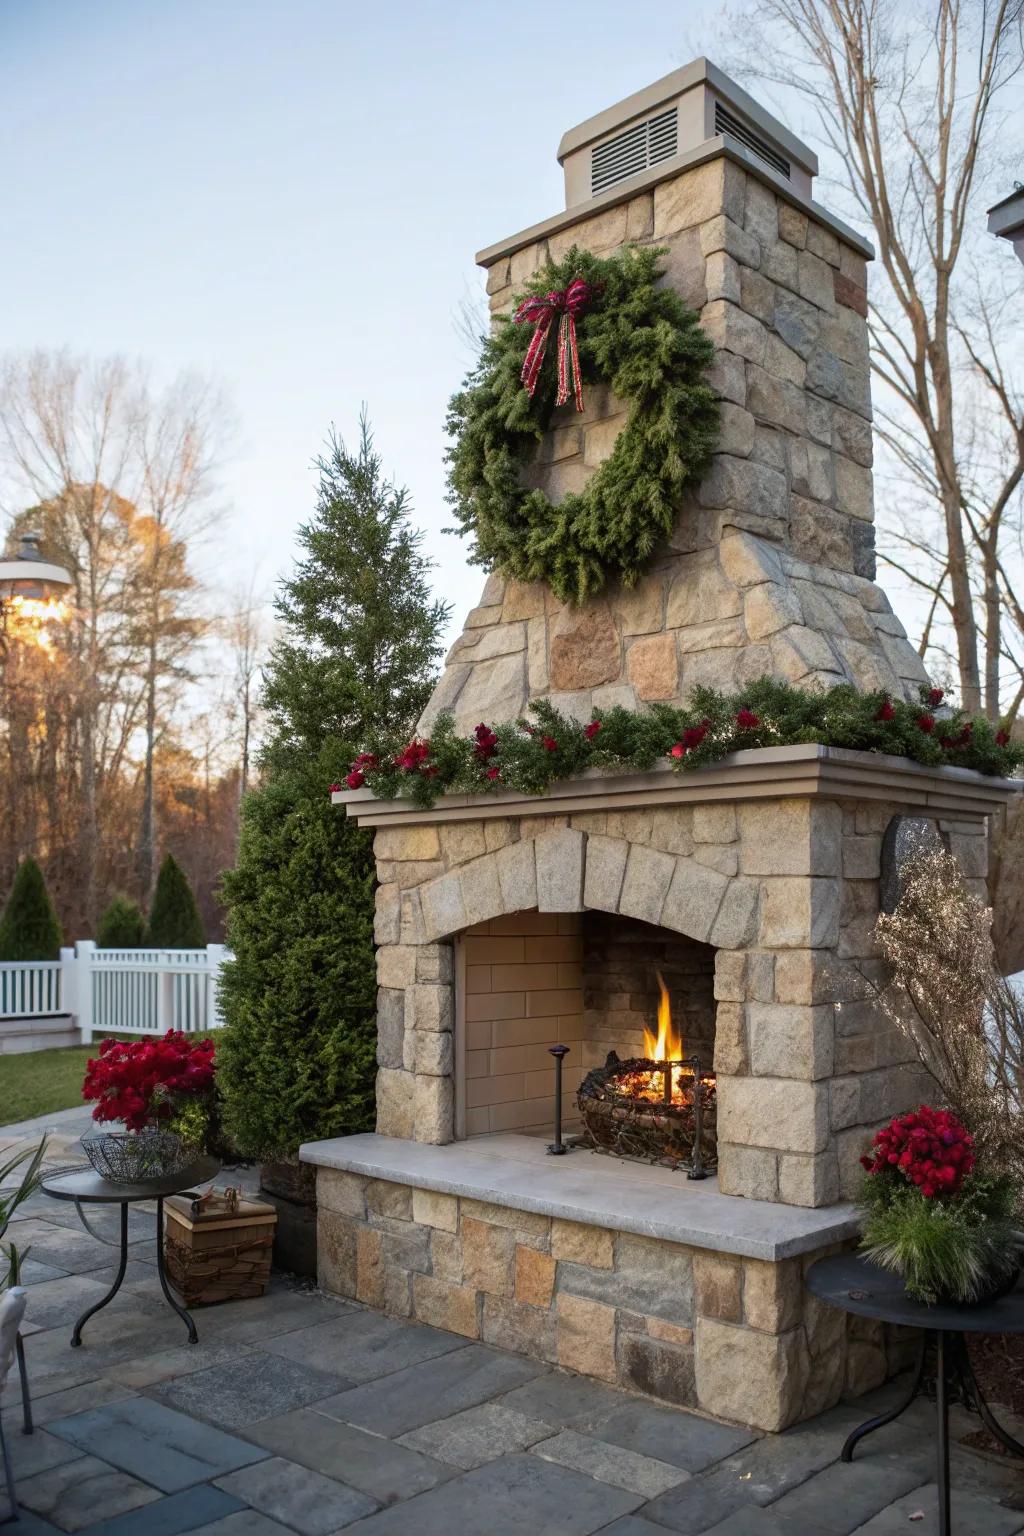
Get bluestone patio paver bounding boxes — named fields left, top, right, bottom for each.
left=764, top=1451, right=931, bottom=1532
left=104, top=1338, right=256, bottom=1390
left=494, top=1370, right=637, bottom=1430
left=150, top=1351, right=350, bottom=1429
left=27, top=1378, right=138, bottom=1427
left=48, top=1397, right=269, bottom=1491
left=847, top=1485, right=1024, bottom=1534
left=215, top=1455, right=378, bottom=1534
left=186, top=1515, right=298, bottom=1536
left=244, top=1408, right=455, bottom=1503
left=397, top=1400, right=555, bottom=1469
left=342, top=1451, right=644, bottom=1534
left=16, top=1451, right=161, bottom=1531
left=77, top=1483, right=247, bottom=1536
left=571, top=1391, right=757, bottom=1472
left=313, top=1343, right=548, bottom=1437
left=531, top=1426, right=690, bottom=1498
left=262, top=1309, right=466, bottom=1383
left=7, top=1423, right=87, bottom=1479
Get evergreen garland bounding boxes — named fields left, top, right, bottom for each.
left=446, top=245, right=719, bottom=605
left=345, top=679, right=1023, bottom=810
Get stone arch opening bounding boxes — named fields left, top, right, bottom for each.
left=454, top=904, right=718, bottom=1142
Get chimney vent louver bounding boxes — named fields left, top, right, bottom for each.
left=713, top=101, right=790, bottom=179
left=590, top=106, right=678, bottom=197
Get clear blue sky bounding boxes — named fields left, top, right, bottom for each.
left=2, top=0, right=725, bottom=639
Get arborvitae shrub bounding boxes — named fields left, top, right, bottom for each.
left=97, top=895, right=146, bottom=949
left=0, top=857, right=62, bottom=961
left=146, top=855, right=205, bottom=949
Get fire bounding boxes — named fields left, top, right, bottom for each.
left=644, top=971, right=683, bottom=1062
left=3, top=594, right=70, bottom=653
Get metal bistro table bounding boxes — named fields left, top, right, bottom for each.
left=40, top=1157, right=220, bottom=1347
left=807, top=1252, right=1024, bottom=1536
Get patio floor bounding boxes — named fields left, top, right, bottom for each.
left=3, top=1174, right=1024, bottom=1534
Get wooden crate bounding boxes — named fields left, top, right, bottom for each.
left=163, top=1193, right=277, bottom=1306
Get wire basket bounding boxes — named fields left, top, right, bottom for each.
left=81, top=1129, right=200, bottom=1184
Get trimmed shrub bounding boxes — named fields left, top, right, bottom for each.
left=97, top=895, right=146, bottom=949
left=146, top=856, right=205, bottom=949
left=0, top=858, right=62, bottom=961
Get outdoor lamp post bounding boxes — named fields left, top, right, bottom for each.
left=0, top=532, right=73, bottom=654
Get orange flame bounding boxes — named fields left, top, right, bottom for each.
left=643, top=971, right=683, bottom=1062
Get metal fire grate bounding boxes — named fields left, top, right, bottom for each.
left=577, top=1051, right=717, bottom=1177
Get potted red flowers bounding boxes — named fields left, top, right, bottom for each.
left=81, top=1031, right=217, bottom=1183
left=859, top=1105, right=1021, bottom=1305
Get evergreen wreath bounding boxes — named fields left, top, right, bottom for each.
left=446, top=244, right=720, bottom=605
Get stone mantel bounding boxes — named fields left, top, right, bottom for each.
left=300, top=1131, right=859, bottom=1262
left=337, top=744, right=1021, bottom=829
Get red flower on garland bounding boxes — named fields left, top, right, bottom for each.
left=927, top=688, right=945, bottom=708
left=329, top=782, right=343, bottom=794
left=997, top=729, right=1010, bottom=747
left=395, top=739, right=431, bottom=772
left=344, top=751, right=379, bottom=790
left=82, top=1031, right=216, bottom=1134
left=860, top=1106, right=974, bottom=1200
left=917, top=714, right=935, bottom=734
left=474, top=723, right=499, bottom=761
left=584, top=720, right=602, bottom=740
left=735, top=708, right=760, bottom=730
left=486, top=766, right=501, bottom=780
left=875, top=699, right=895, bottom=722
left=940, top=722, right=973, bottom=751
left=542, top=736, right=558, bottom=753
left=670, top=742, right=686, bottom=759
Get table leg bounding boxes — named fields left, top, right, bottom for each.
left=841, top=1332, right=928, bottom=1463
left=936, top=1330, right=951, bottom=1536
left=15, top=1335, right=31, bottom=1434
left=155, top=1198, right=198, bottom=1344
left=951, top=1332, right=1024, bottom=1458
left=71, top=1203, right=128, bottom=1347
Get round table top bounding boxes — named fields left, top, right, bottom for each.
left=806, top=1251, right=1024, bottom=1334
left=40, top=1156, right=220, bottom=1205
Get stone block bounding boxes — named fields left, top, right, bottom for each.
left=365, top=1179, right=412, bottom=1221
left=317, top=1208, right=357, bottom=1296
left=778, top=205, right=808, bottom=248
left=404, top=983, right=454, bottom=1034
left=705, top=349, right=746, bottom=405
left=717, top=1143, right=780, bottom=1201
left=460, top=855, right=505, bottom=927
left=778, top=1149, right=839, bottom=1206
left=653, top=158, right=745, bottom=234
left=717, top=401, right=757, bottom=457
left=461, top=1216, right=516, bottom=1295
left=834, top=270, right=868, bottom=317
left=453, top=622, right=527, bottom=663
left=666, top=560, right=743, bottom=625
left=661, top=858, right=728, bottom=943
left=719, top=529, right=784, bottom=588
left=377, top=988, right=405, bottom=1071
left=659, top=226, right=707, bottom=310
left=695, top=1318, right=809, bottom=1432
left=377, top=945, right=417, bottom=989
left=774, top=949, right=847, bottom=1005
left=582, top=834, right=628, bottom=914
left=716, top=1076, right=829, bottom=1153
left=744, top=178, right=778, bottom=245
left=693, top=1252, right=742, bottom=1322
left=693, top=804, right=737, bottom=844
left=842, top=835, right=881, bottom=879
left=416, top=943, right=454, bottom=984
left=376, top=1067, right=415, bottom=1138
left=403, top=1030, right=453, bottom=1076
left=549, top=602, right=620, bottom=691
left=739, top=267, right=774, bottom=324
left=835, top=454, right=874, bottom=522
left=559, top=1234, right=694, bottom=1323
left=713, top=950, right=746, bottom=1002
left=318, top=1168, right=367, bottom=1219
left=700, top=299, right=768, bottom=365
left=760, top=237, right=799, bottom=291
left=412, top=1188, right=458, bottom=1231
left=420, top=874, right=468, bottom=943
left=399, top=889, right=425, bottom=947
left=497, top=839, right=537, bottom=914
left=706, top=249, right=741, bottom=304
left=747, top=1002, right=834, bottom=1080
left=375, top=827, right=440, bottom=863
left=381, top=1222, right=432, bottom=1275
left=619, top=843, right=676, bottom=927
left=482, top=1294, right=557, bottom=1361
left=535, top=828, right=585, bottom=912
left=764, top=333, right=805, bottom=386
left=551, top=1218, right=614, bottom=1268
left=760, top=877, right=841, bottom=948
left=743, top=582, right=802, bottom=639
left=556, top=1292, right=617, bottom=1381
left=739, top=800, right=841, bottom=877
left=356, top=1225, right=385, bottom=1308
left=374, top=886, right=400, bottom=946
left=439, top=823, right=487, bottom=866
left=613, top=572, right=666, bottom=635
left=617, top=1332, right=697, bottom=1408
left=625, top=191, right=654, bottom=239
left=712, top=1001, right=748, bottom=1076
left=797, top=249, right=836, bottom=311
left=515, top=1245, right=556, bottom=1308
left=626, top=631, right=678, bottom=699
left=709, top=880, right=760, bottom=949
left=431, top=1228, right=464, bottom=1282
left=745, top=364, right=806, bottom=437
left=412, top=1073, right=454, bottom=1144
left=460, top=1198, right=551, bottom=1245
left=742, top=1256, right=802, bottom=1333
left=701, top=212, right=761, bottom=266
left=789, top=438, right=834, bottom=504
left=452, top=652, right=527, bottom=731
left=413, top=1273, right=480, bottom=1338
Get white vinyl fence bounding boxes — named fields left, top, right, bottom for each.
left=0, top=942, right=229, bottom=1042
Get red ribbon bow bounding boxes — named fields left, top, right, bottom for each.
left=514, top=278, right=594, bottom=412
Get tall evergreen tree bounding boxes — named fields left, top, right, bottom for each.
left=97, top=895, right=146, bottom=949
left=0, top=858, right=62, bottom=961
left=146, top=855, right=205, bottom=948
left=218, top=417, right=449, bottom=1158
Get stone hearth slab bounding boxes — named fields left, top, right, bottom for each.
left=300, top=1132, right=858, bottom=1260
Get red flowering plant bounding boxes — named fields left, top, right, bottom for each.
left=858, top=1105, right=1020, bottom=1305
left=83, top=1031, right=217, bottom=1149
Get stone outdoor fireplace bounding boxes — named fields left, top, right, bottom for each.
left=302, top=59, right=1019, bottom=1433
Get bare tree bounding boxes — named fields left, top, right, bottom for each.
left=221, top=578, right=271, bottom=800
left=0, top=351, right=226, bottom=925
left=727, top=0, right=1024, bottom=717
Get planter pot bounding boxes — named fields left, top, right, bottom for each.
left=81, top=1129, right=200, bottom=1184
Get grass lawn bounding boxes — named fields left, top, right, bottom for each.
left=2, top=1044, right=94, bottom=1125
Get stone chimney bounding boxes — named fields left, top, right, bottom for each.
left=422, top=58, right=929, bottom=736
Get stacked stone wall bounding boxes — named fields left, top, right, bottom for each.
left=317, top=1166, right=909, bottom=1432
